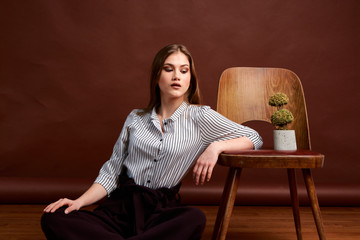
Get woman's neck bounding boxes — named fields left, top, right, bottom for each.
left=157, top=97, right=184, bottom=120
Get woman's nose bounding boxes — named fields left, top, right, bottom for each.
left=172, top=71, right=180, bottom=80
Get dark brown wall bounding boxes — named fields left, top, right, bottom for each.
left=1, top=0, right=359, bottom=205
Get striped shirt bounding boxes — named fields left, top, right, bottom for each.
left=95, top=102, right=263, bottom=194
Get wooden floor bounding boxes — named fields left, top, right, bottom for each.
left=0, top=205, right=359, bottom=240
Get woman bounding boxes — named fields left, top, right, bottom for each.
left=41, top=44, right=263, bottom=239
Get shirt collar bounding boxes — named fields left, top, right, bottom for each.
left=150, top=101, right=188, bottom=122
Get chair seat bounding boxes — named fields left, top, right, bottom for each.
left=218, top=150, right=324, bottom=169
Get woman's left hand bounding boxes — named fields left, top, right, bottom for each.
left=193, top=137, right=255, bottom=185
left=193, top=143, right=220, bottom=185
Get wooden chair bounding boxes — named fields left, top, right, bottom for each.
left=212, top=67, right=326, bottom=240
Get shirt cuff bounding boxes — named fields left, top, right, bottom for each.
left=247, top=132, right=263, bottom=150
left=94, top=174, right=117, bottom=196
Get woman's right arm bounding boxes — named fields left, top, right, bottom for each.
left=44, top=111, right=136, bottom=214
left=43, top=183, right=107, bottom=214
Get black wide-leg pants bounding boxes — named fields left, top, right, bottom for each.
left=41, top=176, right=206, bottom=240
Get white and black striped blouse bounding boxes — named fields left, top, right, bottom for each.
left=95, top=102, right=263, bottom=194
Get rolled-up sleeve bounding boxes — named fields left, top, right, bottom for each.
left=197, top=106, right=263, bottom=150
left=94, top=111, right=135, bottom=195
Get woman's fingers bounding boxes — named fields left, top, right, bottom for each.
left=193, top=143, right=219, bottom=185
left=64, top=206, right=74, bottom=214
left=43, top=199, right=62, bottom=212
left=199, top=166, right=208, bottom=185
left=43, top=198, right=73, bottom=213
left=206, top=165, right=214, bottom=182
left=193, top=161, right=215, bottom=185
left=64, top=201, right=81, bottom=214
left=193, top=164, right=202, bottom=185
left=50, top=199, right=69, bottom=213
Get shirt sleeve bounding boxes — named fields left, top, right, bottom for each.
left=94, top=110, right=136, bottom=195
left=197, top=106, right=263, bottom=150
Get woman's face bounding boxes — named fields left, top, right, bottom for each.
left=158, top=51, right=191, bottom=102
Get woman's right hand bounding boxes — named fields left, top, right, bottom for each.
left=43, top=183, right=108, bottom=215
left=43, top=198, right=83, bottom=214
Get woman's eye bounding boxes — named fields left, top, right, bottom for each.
left=163, top=67, right=173, bottom=72
left=181, top=69, right=189, bottom=74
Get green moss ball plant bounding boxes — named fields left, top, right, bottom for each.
left=269, top=93, right=294, bottom=130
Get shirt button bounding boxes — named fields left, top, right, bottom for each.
left=160, top=138, right=163, bottom=142
left=147, top=180, right=151, bottom=183
left=154, top=159, right=157, bottom=162
left=164, top=122, right=167, bottom=125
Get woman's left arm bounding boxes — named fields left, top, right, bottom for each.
left=193, top=106, right=262, bottom=186
left=193, top=137, right=254, bottom=186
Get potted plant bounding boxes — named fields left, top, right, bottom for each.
left=269, top=93, right=297, bottom=151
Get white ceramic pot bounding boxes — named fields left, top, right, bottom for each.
left=273, top=130, right=297, bottom=151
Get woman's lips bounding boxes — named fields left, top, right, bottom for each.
left=171, top=83, right=181, bottom=88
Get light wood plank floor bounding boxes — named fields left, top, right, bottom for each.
left=1, top=205, right=359, bottom=240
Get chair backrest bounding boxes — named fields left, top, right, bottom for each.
left=216, top=67, right=311, bottom=150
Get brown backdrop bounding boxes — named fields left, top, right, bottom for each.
left=0, top=0, right=359, bottom=205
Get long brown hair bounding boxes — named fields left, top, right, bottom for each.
left=143, top=44, right=201, bottom=112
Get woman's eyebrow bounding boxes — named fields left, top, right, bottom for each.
left=163, top=63, right=189, bottom=67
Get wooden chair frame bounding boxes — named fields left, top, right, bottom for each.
left=212, top=67, right=326, bottom=240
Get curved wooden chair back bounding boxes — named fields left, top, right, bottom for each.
left=217, top=67, right=311, bottom=150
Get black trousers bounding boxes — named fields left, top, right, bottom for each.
left=41, top=176, right=206, bottom=240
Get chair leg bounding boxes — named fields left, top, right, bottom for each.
left=212, top=167, right=242, bottom=240
left=302, top=168, right=327, bottom=240
left=287, top=168, right=303, bottom=240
